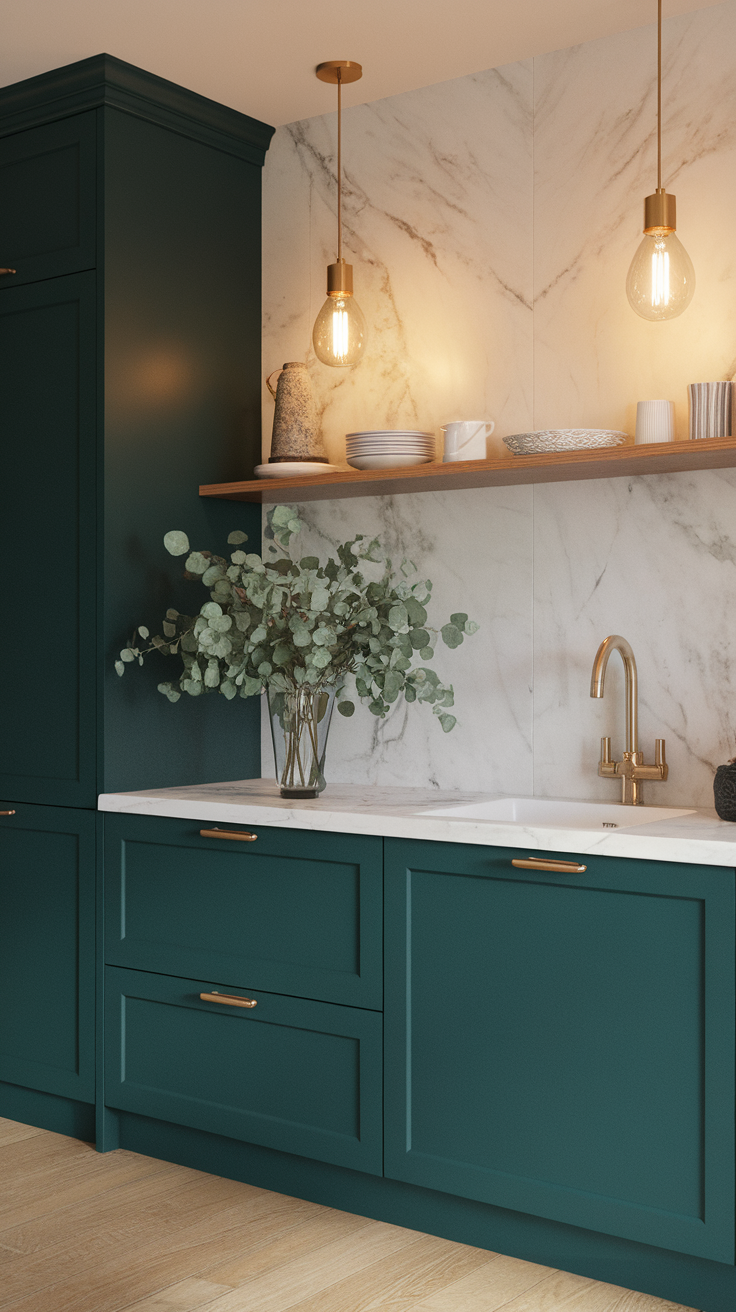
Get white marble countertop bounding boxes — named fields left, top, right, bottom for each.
left=97, top=779, right=736, bottom=868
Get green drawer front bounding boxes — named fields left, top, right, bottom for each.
left=385, top=837, right=736, bottom=1264
left=0, top=114, right=96, bottom=285
left=104, top=816, right=382, bottom=1008
left=105, top=966, right=382, bottom=1174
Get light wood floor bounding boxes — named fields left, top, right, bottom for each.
left=0, top=1118, right=696, bottom=1312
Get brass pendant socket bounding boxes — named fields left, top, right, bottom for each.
left=644, top=188, right=676, bottom=233
left=327, top=259, right=353, bottom=296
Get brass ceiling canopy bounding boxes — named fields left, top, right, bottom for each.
left=316, top=60, right=363, bottom=85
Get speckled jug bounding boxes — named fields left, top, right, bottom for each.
left=266, top=362, right=327, bottom=463
left=714, top=759, right=736, bottom=821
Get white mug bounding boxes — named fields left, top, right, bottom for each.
left=635, top=399, right=675, bottom=445
left=442, top=420, right=495, bottom=462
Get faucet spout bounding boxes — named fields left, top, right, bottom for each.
left=589, top=634, right=666, bottom=804
left=590, top=634, right=638, bottom=755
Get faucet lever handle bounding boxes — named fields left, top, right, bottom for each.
left=655, top=738, right=666, bottom=768
left=600, top=736, right=612, bottom=764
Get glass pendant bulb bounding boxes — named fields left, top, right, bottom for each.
left=313, top=290, right=366, bottom=366
left=626, top=227, right=695, bottom=321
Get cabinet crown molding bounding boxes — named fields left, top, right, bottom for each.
left=0, top=53, right=275, bottom=165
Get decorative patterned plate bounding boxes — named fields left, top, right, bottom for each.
left=503, top=429, right=629, bottom=455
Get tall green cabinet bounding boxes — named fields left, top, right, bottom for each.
left=0, top=55, right=273, bottom=1133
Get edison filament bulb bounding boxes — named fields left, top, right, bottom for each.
left=626, top=226, right=695, bottom=322
left=313, top=289, right=367, bottom=367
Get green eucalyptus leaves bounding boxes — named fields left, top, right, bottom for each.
left=117, top=506, right=478, bottom=732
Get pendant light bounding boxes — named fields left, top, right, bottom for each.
left=312, top=60, right=367, bottom=366
left=626, top=0, right=695, bottom=320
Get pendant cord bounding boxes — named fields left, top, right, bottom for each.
left=337, top=69, right=342, bottom=262
left=657, top=0, right=662, bottom=190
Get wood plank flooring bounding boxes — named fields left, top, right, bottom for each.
left=0, top=1119, right=696, bottom=1312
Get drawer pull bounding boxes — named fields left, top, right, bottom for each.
left=200, top=991, right=257, bottom=1008
left=511, top=857, right=587, bottom=873
left=199, top=828, right=257, bottom=842
left=0, top=810, right=16, bottom=816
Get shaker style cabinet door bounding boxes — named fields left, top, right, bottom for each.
left=105, top=966, right=383, bottom=1174
left=0, top=113, right=97, bottom=287
left=0, top=803, right=95, bottom=1104
left=0, top=273, right=97, bottom=806
left=384, top=838, right=735, bottom=1263
left=104, top=816, right=383, bottom=1009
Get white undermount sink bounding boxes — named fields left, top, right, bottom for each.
left=419, top=797, right=695, bottom=830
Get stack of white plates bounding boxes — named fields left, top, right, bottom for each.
left=346, top=430, right=436, bottom=471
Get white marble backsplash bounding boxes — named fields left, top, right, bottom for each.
left=261, top=1, right=736, bottom=806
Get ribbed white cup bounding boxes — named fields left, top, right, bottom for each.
left=635, top=400, right=675, bottom=444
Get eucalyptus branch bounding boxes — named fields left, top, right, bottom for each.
left=116, top=507, right=479, bottom=731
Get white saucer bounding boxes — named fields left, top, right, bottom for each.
left=254, top=463, right=339, bottom=478
left=347, top=454, right=434, bottom=471
left=347, top=430, right=434, bottom=438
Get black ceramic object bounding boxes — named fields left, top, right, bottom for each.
left=713, top=759, right=736, bottom=820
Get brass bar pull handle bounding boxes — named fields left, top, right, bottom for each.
left=199, top=828, right=257, bottom=842
left=0, top=810, right=16, bottom=816
left=200, top=991, right=257, bottom=1008
left=0, top=268, right=16, bottom=275
left=512, top=857, right=587, bottom=873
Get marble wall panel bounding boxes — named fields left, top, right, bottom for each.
left=533, top=2, right=736, bottom=437
left=533, top=469, right=736, bottom=807
left=261, top=1, right=736, bottom=802
left=262, top=61, right=534, bottom=464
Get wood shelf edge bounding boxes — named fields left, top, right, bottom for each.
left=200, top=437, right=736, bottom=503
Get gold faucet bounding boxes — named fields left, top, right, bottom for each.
left=589, top=635, right=667, bottom=805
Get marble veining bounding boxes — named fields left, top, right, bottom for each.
left=260, top=1, right=736, bottom=805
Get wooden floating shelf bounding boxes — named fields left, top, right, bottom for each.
left=200, top=437, right=736, bottom=504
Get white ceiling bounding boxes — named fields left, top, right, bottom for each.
left=0, top=0, right=722, bottom=127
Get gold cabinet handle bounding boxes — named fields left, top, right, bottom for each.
left=199, top=991, right=257, bottom=1008
left=0, top=810, right=16, bottom=816
left=0, top=268, right=16, bottom=275
left=511, top=857, right=587, bottom=873
left=199, top=828, right=257, bottom=842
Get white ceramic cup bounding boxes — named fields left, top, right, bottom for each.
left=442, top=420, right=495, bottom=462
left=635, top=400, right=675, bottom=445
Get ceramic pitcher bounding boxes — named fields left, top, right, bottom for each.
left=266, top=362, right=327, bottom=462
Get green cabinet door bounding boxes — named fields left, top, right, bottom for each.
left=105, top=966, right=382, bottom=1174
left=384, top=838, right=735, bottom=1263
left=0, top=113, right=97, bottom=285
left=104, top=816, right=383, bottom=1008
left=0, top=803, right=95, bottom=1104
left=0, top=273, right=97, bottom=806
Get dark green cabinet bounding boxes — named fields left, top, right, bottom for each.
left=0, top=803, right=95, bottom=1105
left=101, top=817, right=384, bottom=1170
left=105, top=966, right=383, bottom=1174
left=0, top=55, right=274, bottom=807
left=384, top=837, right=735, bottom=1263
left=0, top=273, right=98, bottom=806
left=0, top=55, right=273, bottom=1127
left=104, top=816, right=383, bottom=1009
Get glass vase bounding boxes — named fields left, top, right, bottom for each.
left=267, top=684, right=336, bottom=798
